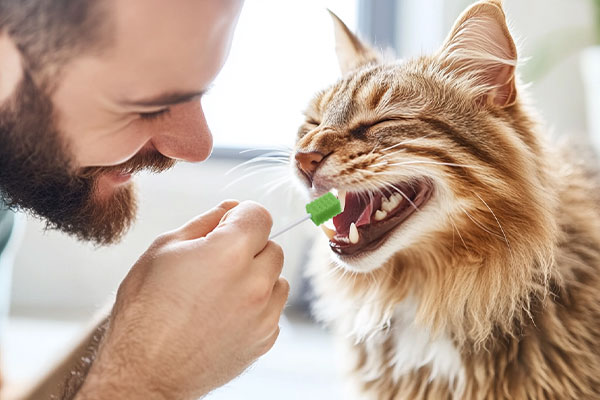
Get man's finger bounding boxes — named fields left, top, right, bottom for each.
left=255, top=277, right=289, bottom=336
left=256, top=325, right=281, bottom=357
left=265, top=277, right=289, bottom=317
left=251, top=241, right=284, bottom=282
left=211, top=201, right=273, bottom=256
left=177, top=200, right=239, bottom=240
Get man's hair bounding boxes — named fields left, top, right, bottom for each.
left=0, top=0, right=110, bottom=87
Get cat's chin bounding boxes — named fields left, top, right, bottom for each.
left=322, top=179, right=434, bottom=272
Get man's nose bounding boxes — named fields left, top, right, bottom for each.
left=295, top=151, right=325, bottom=182
left=151, top=102, right=213, bottom=163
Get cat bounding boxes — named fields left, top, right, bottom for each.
left=292, top=1, right=600, bottom=398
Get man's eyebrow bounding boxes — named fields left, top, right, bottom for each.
left=124, top=90, right=206, bottom=108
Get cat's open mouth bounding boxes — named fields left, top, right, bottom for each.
left=323, top=180, right=434, bottom=256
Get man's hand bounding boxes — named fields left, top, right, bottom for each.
left=76, top=200, right=289, bottom=399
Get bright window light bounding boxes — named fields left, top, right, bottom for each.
left=202, top=0, right=358, bottom=150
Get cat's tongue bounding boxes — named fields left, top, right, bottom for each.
left=333, top=192, right=382, bottom=235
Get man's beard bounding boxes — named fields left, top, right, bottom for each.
left=0, top=72, right=176, bottom=245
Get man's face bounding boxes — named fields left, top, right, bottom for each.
left=0, top=0, right=243, bottom=244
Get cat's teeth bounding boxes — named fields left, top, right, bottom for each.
left=338, top=190, right=346, bottom=211
left=320, top=225, right=336, bottom=240
left=374, top=210, right=388, bottom=221
left=388, top=194, right=401, bottom=210
left=382, top=193, right=403, bottom=213
left=349, top=222, right=359, bottom=244
left=382, top=197, right=393, bottom=213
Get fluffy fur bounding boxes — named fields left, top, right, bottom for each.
left=294, top=1, right=600, bottom=398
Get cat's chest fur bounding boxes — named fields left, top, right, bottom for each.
left=315, top=275, right=465, bottom=391
left=387, top=300, right=464, bottom=387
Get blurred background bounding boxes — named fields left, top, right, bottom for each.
left=2, top=0, right=599, bottom=398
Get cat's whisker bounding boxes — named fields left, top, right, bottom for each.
left=223, top=166, right=288, bottom=191
left=379, top=149, right=406, bottom=160
left=226, top=156, right=290, bottom=176
left=232, top=164, right=287, bottom=176
left=257, top=154, right=292, bottom=161
left=257, top=173, right=288, bottom=189
left=367, top=142, right=380, bottom=156
left=365, top=176, right=420, bottom=212
left=329, top=264, right=349, bottom=282
left=232, top=162, right=290, bottom=176
left=375, top=180, right=419, bottom=212
left=379, top=134, right=433, bottom=153
left=355, top=189, right=370, bottom=205
left=387, top=160, right=481, bottom=170
left=380, top=142, right=404, bottom=153
left=395, top=189, right=419, bottom=212
left=378, top=261, right=403, bottom=287
left=460, top=206, right=502, bottom=238
left=372, top=185, right=390, bottom=200
left=263, top=176, right=295, bottom=196
left=243, top=165, right=291, bottom=179
left=366, top=270, right=377, bottom=287
left=241, top=150, right=292, bottom=158
left=370, top=161, right=389, bottom=168
left=241, top=154, right=291, bottom=163
left=449, top=217, right=469, bottom=253
left=239, top=146, right=293, bottom=156
left=474, top=192, right=512, bottom=254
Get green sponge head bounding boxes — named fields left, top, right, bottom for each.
left=305, top=192, right=342, bottom=226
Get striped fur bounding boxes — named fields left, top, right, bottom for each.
left=296, top=1, right=600, bottom=399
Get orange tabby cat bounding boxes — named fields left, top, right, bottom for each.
left=293, top=1, right=600, bottom=398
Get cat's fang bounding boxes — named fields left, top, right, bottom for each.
left=349, top=222, right=359, bottom=244
left=321, top=225, right=336, bottom=240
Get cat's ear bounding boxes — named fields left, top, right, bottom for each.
left=438, top=0, right=518, bottom=107
left=328, top=10, right=380, bottom=75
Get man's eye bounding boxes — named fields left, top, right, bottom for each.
left=139, top=108, right=170, bottom=120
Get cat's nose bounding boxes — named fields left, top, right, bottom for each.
left=295, top=151, right=325, bottom=182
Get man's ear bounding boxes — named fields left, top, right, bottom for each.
left=328, top=10, right=380, bottom=75
left=438, top=0, right=518, bottom=107
left=0, top=32, right=23, bottom=103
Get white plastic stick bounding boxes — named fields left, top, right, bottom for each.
left=269, top=214, right=312, bottom=240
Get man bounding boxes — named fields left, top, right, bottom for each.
left=0, top=0, right=289, bottom=398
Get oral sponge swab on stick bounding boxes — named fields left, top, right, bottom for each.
left=269, top=192, right=342, bottom=239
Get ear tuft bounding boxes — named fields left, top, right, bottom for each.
left=328, top=9, right=380, bottom=75
left=438, top=0, right=518, bottom=108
